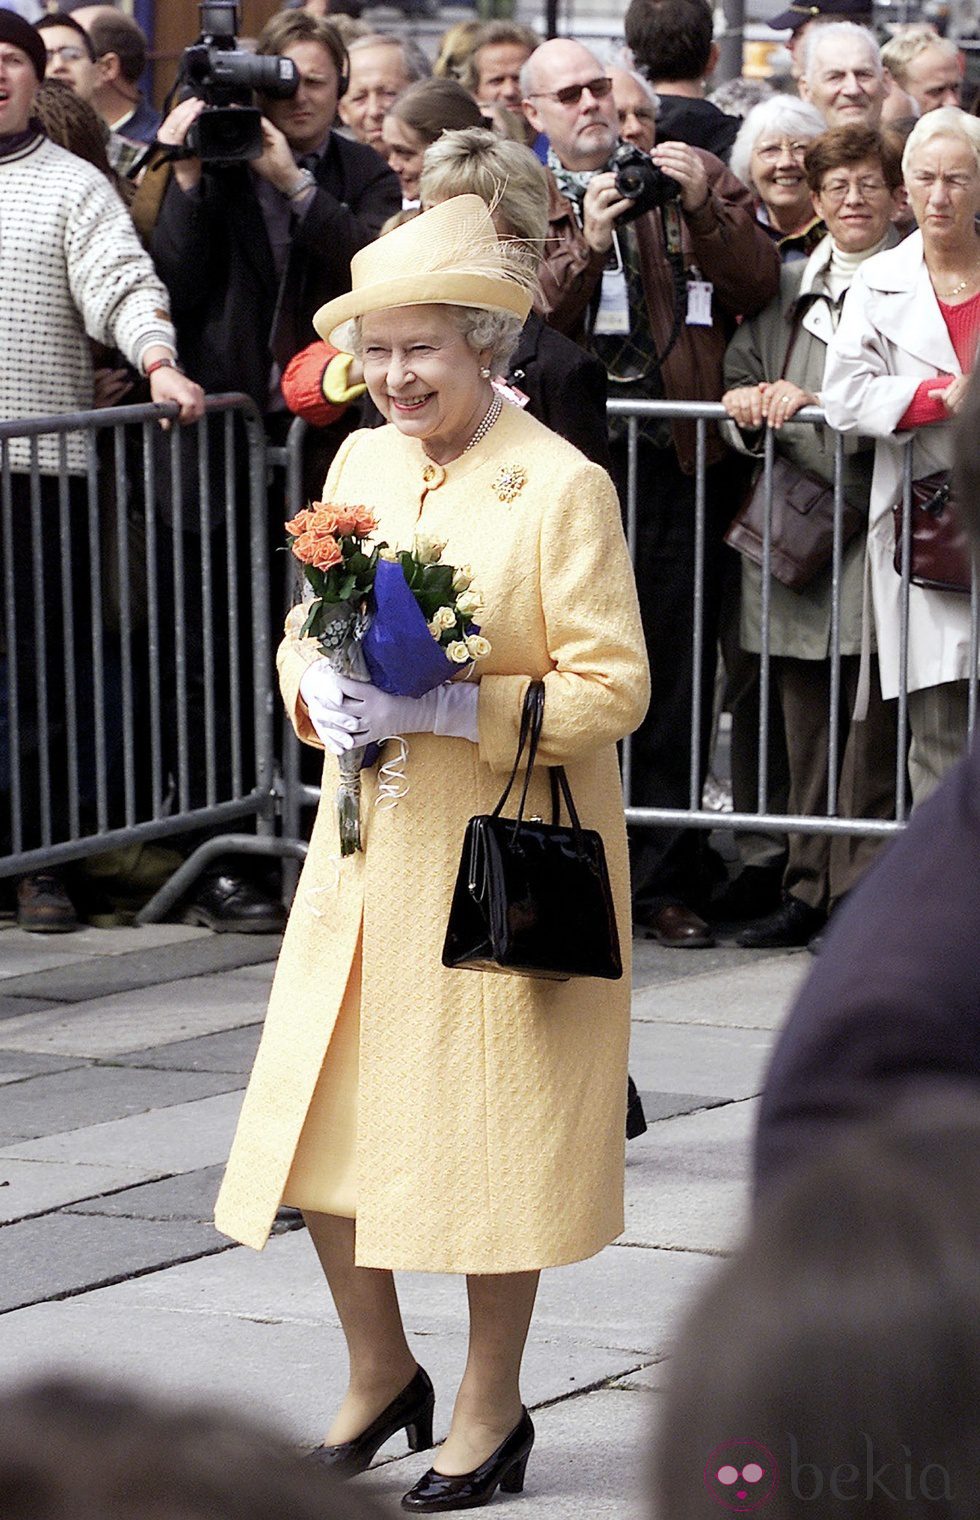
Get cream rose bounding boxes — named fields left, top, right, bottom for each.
left=456, top=590, right=484, bottom=619
left=446, top=640, right=471, bottom=664
left=452, top=565, right=473, bottom=592
left=433, top=606, right=457, bottom=632
left=414, top=532, right=447, bottom=566
left=465, top=635, right=491, bottom=660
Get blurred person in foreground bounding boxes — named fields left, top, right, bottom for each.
left=523, top=35, right=779, bottom=948
left=753, top=354, right=980, bottom=1191
left=728, top=96, right=829, bottom=261
left=823, top=106, right=980, bottom=805
left=338, top=33, right=429, bottom=151
left=799, top=21, right=889, bottom=130
left=0, top=7, right=201, bottom=934
left=882, top=24, right=963, bottom=118
left=381, top=76, right=483, bottom=206
left=655, top=1106, right=980, bottom=1519
left=722, top=126, right=905, bottom=951
left=0, top=1374, right=390, bottom=1520
left=215, top=194, right=649, bottom=1511
left=623, top=0, right=738, bottom=164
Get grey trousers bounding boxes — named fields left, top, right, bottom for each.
left=908, top=679, right=971, bottom=805
left=777, top=654, right=899, bottom=912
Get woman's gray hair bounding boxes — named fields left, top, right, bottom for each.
left=345, top=304, right=524, bottom=374
left=729, top=96, right=828, bottom=195
left=902, top=105, right=980, bottom=179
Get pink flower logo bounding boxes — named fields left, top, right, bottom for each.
left=703, top=1442, right=779, bottom=1511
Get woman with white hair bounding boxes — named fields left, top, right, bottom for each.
left=730, top=96, right=829, bottom=261
left=824, top=106, right=980, bottom=802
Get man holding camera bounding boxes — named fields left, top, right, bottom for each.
left=525, top=38, right=779, bottom=947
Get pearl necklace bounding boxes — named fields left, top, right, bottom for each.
left=934, top=257, right=980, bottom=299
left=461, top=394, right=503, bottom=456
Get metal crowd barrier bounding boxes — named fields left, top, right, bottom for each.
left=0, top=395, right=303, bottom=920
left=2, top=395, right=971, bottom=904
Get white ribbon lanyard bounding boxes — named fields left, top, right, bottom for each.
left=594, top=230, right=630, bottom=336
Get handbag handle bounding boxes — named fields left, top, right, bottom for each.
left=492, top=682, right=587, bottom=839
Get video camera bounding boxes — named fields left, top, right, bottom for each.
left=178, top=0, right=298, bottom=164
left=608, top=142, right=680, bottom=224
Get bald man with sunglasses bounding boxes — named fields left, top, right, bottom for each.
left=524, top=37, right=779, bottom=948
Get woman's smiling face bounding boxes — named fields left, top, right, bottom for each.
left=360, top=304, right=492, bottom=460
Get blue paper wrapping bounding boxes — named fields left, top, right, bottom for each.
left=362, top=558, right=460, bottom=698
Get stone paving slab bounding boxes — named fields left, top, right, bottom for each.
left=0, top=1157, right=160, bottom=1227
left=112, top=1025, right=262, bottom=1075
left=0, top=936, right=283, bottom=1007
left=632, top=938, right=789, bottom=990
left=361, top=1386, right=656, bottom=1520
left=0, top=1090, right=242, bottom=1173
left=68, top=1165, right=224, bottom=1222
left=0, top=1067, right=244, bottom=1143
left=633, top=956, right=808, bottom=1030
left=629, top=1020, right=775, bottom=1102
left=0, top=1051, right=88, bottom=1076
left=0, top=996, right=60, bottom=1021
left=622, top=1101, right=757, bottom=1254
left=0, top=1291, right=651, bottom=1450
left=0, top=924, right=209, bottom=980
left=635, top=1090, right=730, bottom=1123
left=0, top=1211, right=230, bottom=1312
left=0, top=979, right=271, bottom=1059
left=94, top=1226, right=716, bottom=1363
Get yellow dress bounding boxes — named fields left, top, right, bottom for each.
left=214, top=403, right=650, bottom=1272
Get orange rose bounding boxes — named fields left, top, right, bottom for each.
left=284, top=508, right=314, bottom=537
left=292, top=530, right=342, bottom=571
left=337, top=505, right=378, bottom=538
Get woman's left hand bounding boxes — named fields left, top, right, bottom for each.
left=760, top=381, right=818, bottom=429
left=332, top=675, right=440, bottom=748
left=929, top=374, right=970, bottom=414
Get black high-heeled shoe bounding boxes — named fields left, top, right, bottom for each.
left=306, top=1365, right=435, bottom=1479
left=400, top=1408, right=534, bottom=1512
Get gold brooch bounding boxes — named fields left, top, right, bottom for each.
left=492, top=465, right=527, bottom=503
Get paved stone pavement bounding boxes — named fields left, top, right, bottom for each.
left=0, top=918, right=810, bottom=1517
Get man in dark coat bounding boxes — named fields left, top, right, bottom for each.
left=624, top=0, right=738, bottom=164
left=753, top=365, right=980, bottom=1194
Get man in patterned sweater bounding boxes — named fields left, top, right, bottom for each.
left=0, top=7, right=202, bottom=931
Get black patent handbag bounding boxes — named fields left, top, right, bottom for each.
left=442, top=681, right=623, bottom=982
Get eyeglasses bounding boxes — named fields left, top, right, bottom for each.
left=527, top=76, right=613, bottom=107
left=819, top=176, right=889, bottom=202
left=45, top=45, right=89, bottom=64
left=753, top=139, right=812, bottom=163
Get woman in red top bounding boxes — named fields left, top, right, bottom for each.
left=824, top=107, right=980, bottom=805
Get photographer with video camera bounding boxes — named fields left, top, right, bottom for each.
left=524, top=38, right=779, bottom=948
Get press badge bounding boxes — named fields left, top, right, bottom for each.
left=594, top=267, right=630, bottom=335
left=686, top=280, right=713, bottom=326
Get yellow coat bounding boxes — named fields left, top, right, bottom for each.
left=214, top=403, right=650, bottom=1272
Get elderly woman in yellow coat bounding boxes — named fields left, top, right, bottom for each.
left=214, top=196, right=650, bottom=1513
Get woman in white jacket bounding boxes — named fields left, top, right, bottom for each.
left=823, top=107, right=980, bottom=802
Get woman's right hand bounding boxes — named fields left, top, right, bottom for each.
left=929, top=374, right=970, bottom=414
left=299, top=661, right=363, bottom=755
left=722, top=385, right=767, bottom=431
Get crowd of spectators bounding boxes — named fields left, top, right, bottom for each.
left=0, top=0, right=978, bottom=941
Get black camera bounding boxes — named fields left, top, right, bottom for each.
left=609, top=142, right=680, bottom=224
left=179, top=1, right=298, bottom=163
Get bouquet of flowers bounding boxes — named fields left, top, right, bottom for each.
left=286, top=504, right=490, bottom=855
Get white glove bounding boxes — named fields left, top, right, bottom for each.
left=336, top=674, right=481, bottom=745
left=299, top=661, right=363, bottom=756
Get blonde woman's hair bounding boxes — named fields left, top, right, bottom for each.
left=902, top=104, right=980, bottom=177
left=433, top=19, right=482, bottom=81
left=419, top=128, right=549, bottom=261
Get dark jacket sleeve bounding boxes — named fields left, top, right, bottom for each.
left=682, top=153, right=780, bottom=320
left=151, top=175, right=232, bottom=318
left=295, top=137, right=401, bottom=265
left=754, top=740, right=980, bottom=1197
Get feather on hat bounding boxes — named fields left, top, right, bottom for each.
left=312, top=194, right=534, bottom=347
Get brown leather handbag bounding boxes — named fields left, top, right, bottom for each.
left=725, top=454, right=864, bottom=591
left=892, top=471, right=973, bottom=595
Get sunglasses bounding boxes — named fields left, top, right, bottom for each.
left=527, top=76, right=613, bottom=107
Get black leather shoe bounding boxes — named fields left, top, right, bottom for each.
left=638, top=903, right=716, bottom=948
left=626, top=1076, right=647, bottom=1140
left=401, top=1409, right=534, bottom=1512
left=736, top=895, right=825, bottom=949
left=307, top=1366, right=434, bottom=1480
left=16, top=871, right=78, bottom=934
left=182, top=872, right=287, bottom=934
left=708, top=864, right=784, bottom=922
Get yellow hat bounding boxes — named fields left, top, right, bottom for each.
left=312, top=194, right=534, bottom=347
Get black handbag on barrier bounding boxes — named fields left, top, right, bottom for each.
left=442, top=682, right=623, bottom=982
